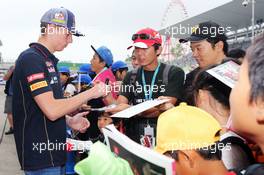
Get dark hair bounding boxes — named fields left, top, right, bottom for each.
left=153, top=43, right=161, bottom=56
left=113, top=67, right=128, bottom=75
left=247, top=34, right=264, bottom=103
left=60, top=72, right=70, bottom=77
left=207, top=38, right=229, bottom=56
left=227, top=49, right=246, bottom=59
left=165, top=142, right=222, bottom=161
left=97, top=55, right=109, bottom=68
left=192, top=66, right=231, bottom=109
left=40, top=22, right=48, bottom=35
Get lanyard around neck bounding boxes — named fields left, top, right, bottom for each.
left=141, top=62, right=161, bottom=100
left=93, top=67, right=107, bottom=81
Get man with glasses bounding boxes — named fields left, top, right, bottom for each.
left=12, top=7, right=108, bottom=174
left=107, top=28, right=184, bottom=144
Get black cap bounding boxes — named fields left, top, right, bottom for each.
left=179, top=21, right=227, bottom=43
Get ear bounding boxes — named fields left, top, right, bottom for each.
left=99, top=61, right=107, bottom=68
left=215, top=41, right=224, bottom=52
left=196, top=89, right=209, bottom=106
left=180, top=150, right=195, bottom=168
left=255, top=100, right=264, bottom=124
left=156, top=46, right=163, bottom=56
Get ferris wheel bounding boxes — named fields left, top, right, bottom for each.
left=161, top=0, right=188, bottom=28
left=160, top=0, right=189, bottom=63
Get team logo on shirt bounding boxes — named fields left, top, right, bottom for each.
left=27, top=73, right=45, bottom=83
left=45, top=61, right=53, bottom=67
left=50, top=76, right=58, bottom=85
left=48, top=67, right=56, bottom=73
left=45, top=61, right=56, bottom=73
left=30, top=81, right=48, bottom=91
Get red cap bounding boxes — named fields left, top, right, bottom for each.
left=128, top=28, right=162, bottom=49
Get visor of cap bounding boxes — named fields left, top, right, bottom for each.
left=179, top=36, right=207, bottom=43
left=127, top=39, right=157, bottom=50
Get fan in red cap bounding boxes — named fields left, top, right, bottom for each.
left=128, top=28, right=162, bottom=49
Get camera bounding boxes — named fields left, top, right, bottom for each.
left=242, top=0, right=249, bottom=7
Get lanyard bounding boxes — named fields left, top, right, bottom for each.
left=141, top=62, right=160, bottom=100
left=92, top=67, right=107, bottom=81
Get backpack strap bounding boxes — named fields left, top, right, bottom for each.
left=129, top=67, right=139, bottom=85
left=129, top=67, right=140, bottom=98
left=162, top=64, right=172, bottom=86
left=221, top=136, right=255, bottom=164
left=244, top=164, right=264, bottom=175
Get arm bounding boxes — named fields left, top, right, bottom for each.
left=141, top=66, right=185, bottom=118
left=3, top=66, right=15, bottom=81
left=34, top=81, right=107, bottom=121
left=141, top=96, right=177, bottom=118
left=66, top=112, right=90, bottom=133
left=105, top=95, right=130, bottom=113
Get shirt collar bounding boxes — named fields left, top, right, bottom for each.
left=29, top=42, right=59, bottom=64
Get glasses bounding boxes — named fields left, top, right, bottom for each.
left=132, top=33, right=156, bottom=41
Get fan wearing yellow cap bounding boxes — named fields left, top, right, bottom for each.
left=155, top=103, right=236, bottom=175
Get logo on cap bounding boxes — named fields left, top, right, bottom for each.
left=52, top=12, right=65, bottom=24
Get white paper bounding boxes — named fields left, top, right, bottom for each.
left=102, top=125, right=175, bottom=175
left=206, top=61, right=240, bottom=88
left=111, top=99, right=170, bottom=118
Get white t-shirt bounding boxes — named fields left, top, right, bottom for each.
left=64, top=84, right=76, bottom=96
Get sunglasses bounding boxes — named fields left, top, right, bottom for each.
left=132, top=33, right=156, bottom=41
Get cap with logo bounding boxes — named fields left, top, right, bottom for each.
left=155, top=103, right=221, bottom=154
left=179, top=21, right=227, bottom=43
left=128, top=28, right=162, bottom=49
left=91, top=45, right=113, bottom=67
left=40, top=7, right=84, bottom=37
left=111, top=61, right=128, bottom=72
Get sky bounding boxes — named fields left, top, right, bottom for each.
left=0, top=0, right=231, bottom=63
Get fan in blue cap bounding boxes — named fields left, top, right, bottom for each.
left=91, top=45, right=113, bottom=68
left=59, top=66, right=70, bottom=74
left=78, top=63, right=96, bottom=79
left=72, top=74, right=92, bottom=85
left=111, top=61, right=128, bottom=81
left=72, top=74, right=92, bottom=93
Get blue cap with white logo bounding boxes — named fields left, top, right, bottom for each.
left=91, top=45, right=113, bottom=67
left=111, top=61, right=128, bottom=72
left=40, top=7, right=84, bottom=37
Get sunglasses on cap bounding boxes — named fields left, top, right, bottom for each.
left=132, top=33, right=157, bottom=41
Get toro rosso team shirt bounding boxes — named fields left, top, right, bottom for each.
left=12, top=43, right=66, bottom=171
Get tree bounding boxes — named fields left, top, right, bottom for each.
left=171, top=43, right=184, bottom=58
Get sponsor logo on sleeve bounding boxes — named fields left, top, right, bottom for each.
left=30, top=81, right=48, bottom=91
left=27, top=73, right=45, bottom=83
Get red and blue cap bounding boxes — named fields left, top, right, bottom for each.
left=40, top=7, right=84, bottom=37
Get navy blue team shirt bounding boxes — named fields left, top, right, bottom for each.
left=12, top=43, right=66, bottom=171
